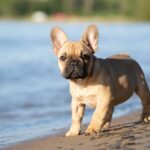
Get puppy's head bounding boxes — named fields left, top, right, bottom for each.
left=50, top=25, right=98, bottom=80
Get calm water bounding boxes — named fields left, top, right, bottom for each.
left=0, top=21, right=150, bottom=148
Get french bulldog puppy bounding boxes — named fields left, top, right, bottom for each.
left=50, top=25, right=150, bottom=136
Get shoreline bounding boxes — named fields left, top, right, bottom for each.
left=3, top=110, right=150, bottom=150
left=0, top=16, right=149, bottom=23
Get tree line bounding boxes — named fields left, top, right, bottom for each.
left=0, top=0, right=150, bottom=20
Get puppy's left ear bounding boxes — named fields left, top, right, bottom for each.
left=81, top=25, right=98, bottom=53
left=50, top=27, right=68, bottom=55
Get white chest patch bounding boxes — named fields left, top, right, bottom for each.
left=72, top=86, right=98, bottom=108
left=72, top=86, right=100, bottom=108
left=83, top=96, right=97, bottom=108
left=75, top=95, right=97, bottom=108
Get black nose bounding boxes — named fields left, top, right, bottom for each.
left=70, top=60, right=78, bottom=67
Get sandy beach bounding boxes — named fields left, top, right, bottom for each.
left=3, top=110, right=150, bottom=150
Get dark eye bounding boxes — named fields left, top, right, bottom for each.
left=82, top=54, right=89, bottom=60
left=60, top=55, right=66, bottom=61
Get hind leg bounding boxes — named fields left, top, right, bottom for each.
left=135, top=74, right=150, bottom=122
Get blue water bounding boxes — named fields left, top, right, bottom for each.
left=0, top=21, right=150, bottom=148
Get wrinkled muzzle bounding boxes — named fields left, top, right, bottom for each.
left=62, top=59, right=88, bottom=79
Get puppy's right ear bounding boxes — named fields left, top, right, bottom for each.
left=50, top=27, right=68, bottom=55
left=81, top=25, right=98, bottom=54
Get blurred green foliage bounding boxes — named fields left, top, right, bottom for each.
left=0, top=0, right=150, bottom=20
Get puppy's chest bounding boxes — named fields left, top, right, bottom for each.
left=72, top=87, right=98, bottom=108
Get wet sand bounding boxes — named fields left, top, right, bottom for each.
left=4, top=110, right=150, bottom=150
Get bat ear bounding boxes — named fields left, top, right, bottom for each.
left=81, top=25, right=98, bottom=53
left=50, top=27, right=68, bottom=55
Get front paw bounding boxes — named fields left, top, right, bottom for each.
left=101, top=122, right=110, bottom=131
left=141, top=108, right=150, bottom=123
left=85, top=124, right=99, bottom=135
left=141, top=114, right=150, bottom=123
left=65, top=129, right=80, bottom=137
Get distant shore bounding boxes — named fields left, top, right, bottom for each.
left=4, top=110, right=150, bottom=150
left=0, top=15, right=145, bottom=23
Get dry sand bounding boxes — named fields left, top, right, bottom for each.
left=3, top=110, right=150, bottom=150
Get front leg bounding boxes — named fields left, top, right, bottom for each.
left=101, top=107, right=114, bottom=131
left=85, top=98, right=111, bottom=135
left=66, top=99, right=85, bottom=136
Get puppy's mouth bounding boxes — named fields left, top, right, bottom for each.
left=69, top=70, right=79, bottom=79
left=66, top=69, right=87, bottom=79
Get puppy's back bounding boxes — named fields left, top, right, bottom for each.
left=107, top=53, right=131, bottom=60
